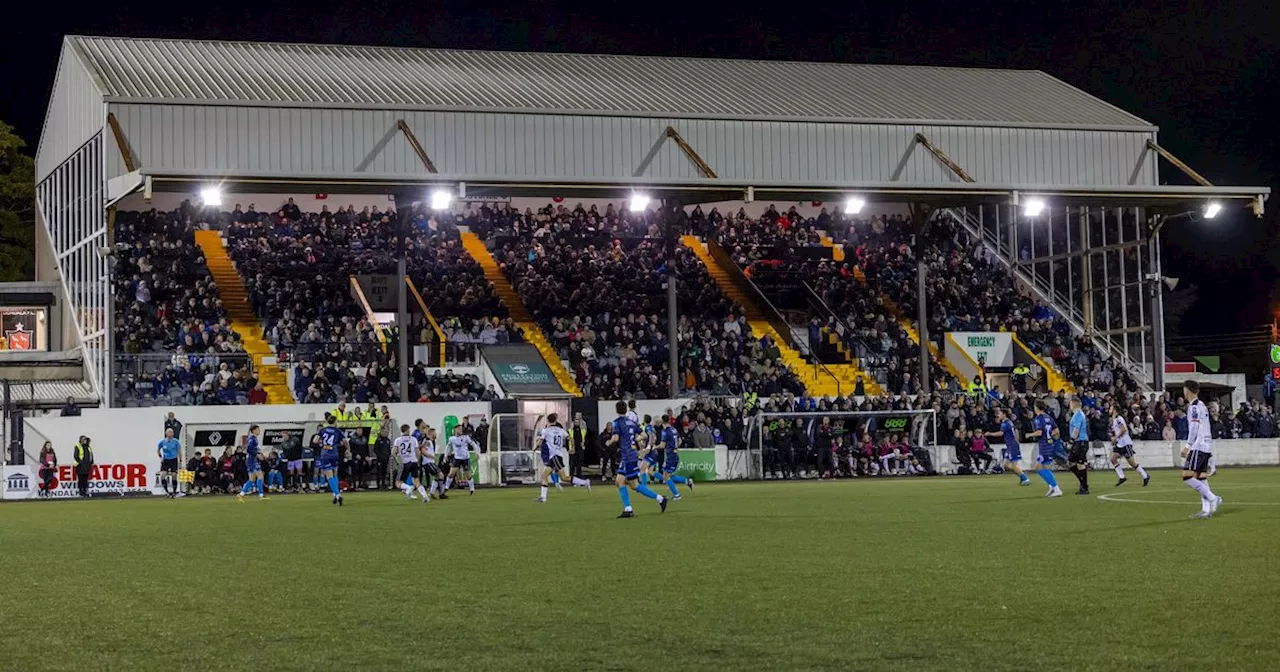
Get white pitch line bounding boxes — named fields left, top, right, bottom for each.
left=1097, top=483, right=1280, bottom=506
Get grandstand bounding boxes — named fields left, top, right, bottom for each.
left=24, top=35, right=1267, bottom=414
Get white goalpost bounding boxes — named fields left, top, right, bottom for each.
left=486, top=412, right=551, bottom=486
left=748, top=409, right=939, bottom=479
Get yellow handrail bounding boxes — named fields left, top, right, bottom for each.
left=404, top=276, right=446, bottom=365
left=1010, top=332, right=1075, bottom=393
left=348, top=275, right=387, bottom=348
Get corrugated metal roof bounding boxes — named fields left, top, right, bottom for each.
left=5, top=379, right=97, bottom=405
left=66, top=36, right=1152, bottom=130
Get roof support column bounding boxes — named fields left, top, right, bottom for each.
left=664, top=200, right=680, bottom=398
left=911, top=202, right=934, bottom=393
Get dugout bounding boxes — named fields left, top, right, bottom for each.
left=36, top=36, right=1270, bottom=406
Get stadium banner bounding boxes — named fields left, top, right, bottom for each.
left=8, top=402, right=492, bottom=499
left=674, top=449, right=717, bottom=481
left=483, top=345, right=566, bottom=395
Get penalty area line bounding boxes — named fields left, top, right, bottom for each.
left=1097, top=483, right=1280, bottom=506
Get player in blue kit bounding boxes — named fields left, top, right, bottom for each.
left=985, top=408, right=1030, bottom=486
left=317, top=414, right=346, bottom=506
left=606, top=401, right=667, bottom=518
left=237, top=425, right=268, bottom=502
left=156, top=428, right=182, bottom=498
left=657, top=416, right=694, bottom=499
left=1024, top=400, right=1065, bottom=497
left=640, top=415, right=660, bottom=485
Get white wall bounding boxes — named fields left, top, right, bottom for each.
left=19, top=402, right=491, bottom=465
left=505, top=197, right=909, bottom=220
left=116, top=192, right=397, bottom=215
left=596, top=398, right=700, bottom=424
left=936, top=438, right=1280, bottom=474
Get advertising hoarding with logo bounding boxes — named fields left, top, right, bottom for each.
left=484, top=345, right=566, bottom=395
left=674, top=449, right=717, bottom=482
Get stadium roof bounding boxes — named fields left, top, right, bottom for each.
left=66, top=35, right=1153, bottom=131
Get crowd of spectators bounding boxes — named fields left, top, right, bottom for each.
left=474, top=201, right=805, bottom=398
left=111, top=209, right=255, bottom=406
left=108, top=197, right=1204, bottom=417
left=696, top=202, right=1142, bottom=402
left=223, top=200, right=510, bottom=370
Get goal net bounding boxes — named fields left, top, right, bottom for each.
left=747, top=409, right=939, bottom=479
left=486, top=413, right=551, bottom=486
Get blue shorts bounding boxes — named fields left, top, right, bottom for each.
left=316, top=455, right=338, bottom=472
left=662, top=459, right=680, bottom=473
left=1003, top=446, right=1022, bottom=462
left=619, top=460, right=640, bottom=480
left=644, top=453, right=660, bottom=466
left=246, top=458, right=260, bottom=473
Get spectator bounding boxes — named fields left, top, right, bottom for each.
left=60, top=397, right=80, bottom=417
left=37, top=442, right=58, bottom=497
left=247, top=382, right=268, bottom=405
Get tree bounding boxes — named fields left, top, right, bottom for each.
left=0, top=120, right=35, bottom=282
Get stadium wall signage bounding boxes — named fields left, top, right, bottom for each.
left=948, top=331, right=1014, bottom=368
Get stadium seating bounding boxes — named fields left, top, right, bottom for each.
left=111, top=209, right=251, bottom=405
left=477, top=202, right=806, bottom=398
left=110, top=197, right=1140, bottom=406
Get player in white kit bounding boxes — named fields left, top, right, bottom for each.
left=533, top=413, right=591, bottom=502
left=1109, top=404, right=1150, bottom=487
left=394, top=425, right=429, bottom=503
left=441, top=426, right=478, bottom=497
left=418, top=424, right=442, bottom=499
left=1181, top=380, right=1222, bottom=518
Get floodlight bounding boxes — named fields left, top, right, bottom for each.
left=1203, top=201, right=1222, bottom=219
left=1023, top=197, right=1046, bottom=217
left=430, top=189, right=453, bottom=211
left=199, top=187, right=222, bottom=208
left=629, top=194, right=651, bottom=213
left=844, top=197, right=866, bottom=215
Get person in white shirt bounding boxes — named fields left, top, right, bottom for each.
left=441, top=426, right=479, bottom=496
left=1109, top=404, right=1150, bottom=487
left=394, top=425, right=429, bottom=503
left=532, top=413, right=591, bottom=503
left=1181, top=380, right=1222, bottom=518
left=417, top=423, right=442, bottom=499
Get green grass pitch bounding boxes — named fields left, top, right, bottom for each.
left=3, top=469, right=1279, bottom=671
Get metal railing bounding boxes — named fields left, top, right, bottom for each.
left=942, top=207, right=1151, bottom=391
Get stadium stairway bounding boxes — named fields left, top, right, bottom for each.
left=849, top=264, right=1075, bottom=393
left=848, top=264, right=967, bottom=385
left=193, top=231, right=294, bottom=404
left=681, top=235, right=883, bottom=398
left=459, top=232, right=582, bottom=396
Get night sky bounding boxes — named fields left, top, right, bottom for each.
left=2, top=0, right=1276, bottom=338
